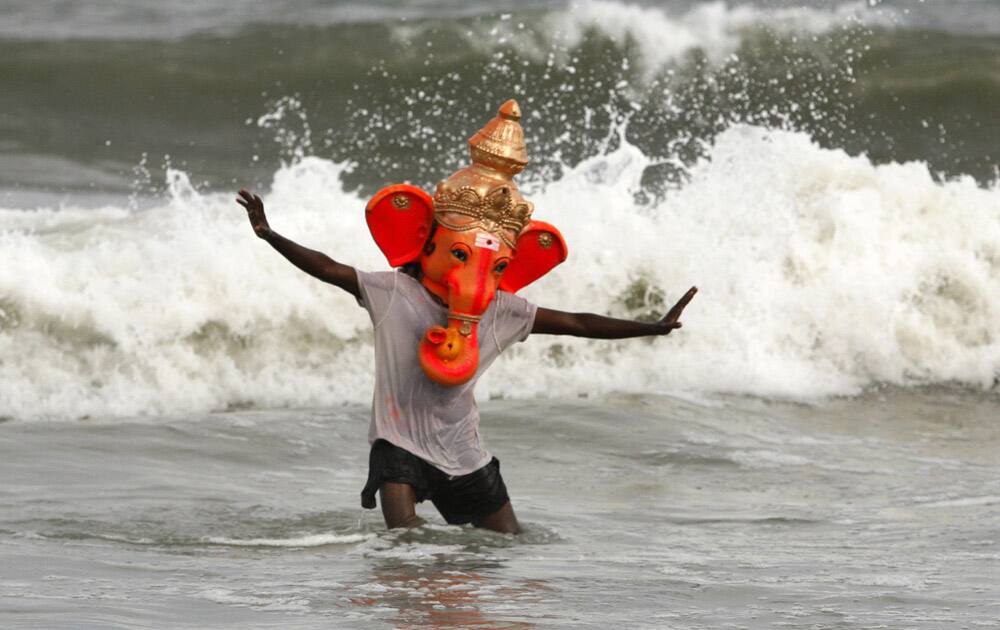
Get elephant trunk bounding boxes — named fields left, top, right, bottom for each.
left=419, top=264, right=496, bottom=386
left=418, top=314, right=482, bottom=386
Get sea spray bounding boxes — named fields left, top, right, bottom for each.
left=2, top=125, right=998, bottom=420
left=494, top=125, right=1000, bottom=399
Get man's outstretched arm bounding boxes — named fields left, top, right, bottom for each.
left=237, top=189, right=359, bottom=298
left=531, top=287, right=697, bottom=338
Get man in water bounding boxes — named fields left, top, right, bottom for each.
left=236, top=102, right=695, bottom=535
left=238, top=187, right=695, bottom=534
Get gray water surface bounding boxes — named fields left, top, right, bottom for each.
left=2, top=390, right=997, bottom=628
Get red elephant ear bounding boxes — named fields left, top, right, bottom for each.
left=499, top=220, right=568, bottom=293
left=365, top=184, right=435, bottom=267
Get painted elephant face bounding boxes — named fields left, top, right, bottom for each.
left=415, top=222, right=514, bottom=386
left=364, top=99, right=567, bottom=386
left=365, top=185, right=566, bottom=386
left=418, top=221, right=513, bottom=310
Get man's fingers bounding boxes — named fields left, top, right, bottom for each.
left=670, top=286, right=698, bottom=312
left=236, top=191, right=266, bottom=223
left=661, top=286, right=698, bottom=325
left=657, top=320, right=682, bottom=335
left=237, top=189, right=252, bottom=208
left=237, top=189, right=262, bottom=208
left=677, top=286, right=698, bottom=307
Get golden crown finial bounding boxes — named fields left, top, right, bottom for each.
left=433, top=99, right=534, bottom=248
left=467, top=99, right=528, bottom=176
left=498, top=99, right=521, bottom=121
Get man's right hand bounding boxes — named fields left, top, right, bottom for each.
left=236, top=189, right=272, bottom=239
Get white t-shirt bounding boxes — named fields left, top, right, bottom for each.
left=356, top=270, right=537, bottom=476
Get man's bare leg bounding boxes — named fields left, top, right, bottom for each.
left=472, top=501, right=521, bottom=535
left=379, top=482, right=426, bottom=529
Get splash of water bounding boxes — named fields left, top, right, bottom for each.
left=2, top=123, right=997, bottom=420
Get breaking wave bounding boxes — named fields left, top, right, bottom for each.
left=2, top=123, right=998, bottom=420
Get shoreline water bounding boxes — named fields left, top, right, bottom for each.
left=2, top=390, right=997, bottom=627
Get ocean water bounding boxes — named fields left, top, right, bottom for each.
left=3, top=393, right=998, bottom=627
left=1, top=0, right=999, bottom=627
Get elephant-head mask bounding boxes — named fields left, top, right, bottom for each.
left=364, top=99, right=568, bottom=386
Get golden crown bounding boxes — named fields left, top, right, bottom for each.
left=433, top=185, right=533, bottom=248
left=432, top=99, right=534, bottom=249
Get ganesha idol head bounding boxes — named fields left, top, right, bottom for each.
left=365, top=99, right=568, bottom=386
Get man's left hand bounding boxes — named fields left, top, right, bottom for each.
left=657, top=286, right=698, bottom=335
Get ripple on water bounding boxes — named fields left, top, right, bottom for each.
left=9, top=506, right=381, bottom=551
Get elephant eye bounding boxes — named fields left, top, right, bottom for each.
left=494, top=261, right=509, bottom=274
left=450, top=248, right=468, bottom=262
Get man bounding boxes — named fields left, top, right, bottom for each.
left=236, top=100, right=695, bottom=534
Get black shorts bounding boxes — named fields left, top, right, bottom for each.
left=360, top=439, right=510, bottom=525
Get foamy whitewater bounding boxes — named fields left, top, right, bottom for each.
left=2, top=126, right=998, bottom=420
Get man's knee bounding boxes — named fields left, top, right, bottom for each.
left=379, top=482, right=425, bottom=529
left=473, top=501, right=521, bottom=535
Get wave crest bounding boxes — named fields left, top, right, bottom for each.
left=2, top=125, right=998, bottom=420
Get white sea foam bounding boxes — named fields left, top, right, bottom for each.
left=729, top=449, right=812, bottom=469
left=1, top=124, right=998, bottom=420
left=198, top=587, right=312, bottom=612
left=400, top=0, right=882, bottom=78
left=0, top=0, right=874, bottom=41
left=204, top=532, right=373, bottom=547
left=917, top=496, right=1000, bottom=509
left=547, top=0, right=880, bottom=70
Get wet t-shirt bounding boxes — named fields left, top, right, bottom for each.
left=355, top=270, right=537, bottom=476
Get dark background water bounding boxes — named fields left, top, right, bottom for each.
left=1, top=0, right=998, bottom=201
